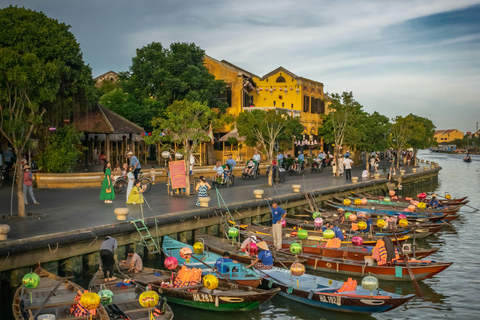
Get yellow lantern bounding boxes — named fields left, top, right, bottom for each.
left=203, top=274, right=218, bottom=290
left=445, top=193, right=452, bottom=200
left=80, top=292, right=100, bottom=310
left=343, top=199, right=351, bottom=205
left=354, top=199, right=362, bottom=206
left=139, top=290, right=159, bottom=308
left=358, top=221, right=367, bottom=230
left=417, top=202, right=426, bottom=210
left=193, top=242, right=204, bottom=254
left=376, top=219, right=386, bottom=228
left=399, top=218, right=408, bottom=228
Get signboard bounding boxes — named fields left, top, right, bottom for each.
left=169, top=160, right=186, bottom=189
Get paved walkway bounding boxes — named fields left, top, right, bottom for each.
left=0, top=160, right=420, bottom=242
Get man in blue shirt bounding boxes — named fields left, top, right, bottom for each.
left=270, top=200, right=287, bottom=250
left=297, top=151, right=304, bottom=163
left=332, top=224, right=345, bottom=241
left=226, top=154, right=236, bottom=170
left=215, top=251, right=237, bottom=273
left=128, top=151, right=141, bottom=180
left=277, top=153, right=284, bottom=166
left=429, top=196, right=439, bottom=208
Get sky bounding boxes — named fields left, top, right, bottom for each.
left=2, top=0, right=480, bottom=133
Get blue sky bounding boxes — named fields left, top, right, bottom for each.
left=3, top=0, right=480, bottom=132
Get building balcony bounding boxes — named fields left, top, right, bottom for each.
left=242, top=106, right=301, bottom=117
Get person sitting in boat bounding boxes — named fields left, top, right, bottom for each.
left=386, top=215, right=397, bottom=230
left=332, top=224, right=345, bottom=241
left=334, top=208, right=346, bottom=224
left=240, top=235, right=258, bottom=256
left=246, top=241, right=273, bottom=270
left=429, top=196, right=439, bottom=209
left=465, top=153, right=471, bottom=161
left=121, top=247, right=143, bottom=273
left=215, top=251, right=238, bottom=273
left=322, top=221, right=331, bottom=232
left=365, top=214, right=373, bottom=232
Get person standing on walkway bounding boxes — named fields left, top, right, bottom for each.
left=100, top=161, right=115, bottom=204
left=253, top=150, right=261, bottom=164
left=196, top=176, right=211, bottom=206
left=23, top=165, right=39, bottom=205
left=226, top=154, right=237, bottom=170
left=331, top=157, right=336, bottom=176
left=270, top=200, right=287, bottom=250
left=128, top=151, right=141, bottom=180
left=100, top=236, right=117, bottom=281
left=4, top=147, right=14, bottom=181
left=343, top=155, right=353, bottom=181
left=126, top=165, right=134, bottom=203
left=389, top=153, right=396, bottom=175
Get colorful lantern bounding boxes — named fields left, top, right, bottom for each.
left=323, top=229, right=335, bottom=239
left=98, top=289, right=114, bottom=306
left=344, top=212, right=351, bottom=220
left=417, top=202, right=426, bottom=210
left=298, top=229, right=308, bottom=239
left=411, top=200, right=419, bottom=207
left=418, top=193, right=427, bottom=199
left=445, top=193, right=452, bottom=200
left=22, top=273, right=40, bottom=289
left=228, top=227, right=239, bottom=238
left=343, top=199, right=351, bottom=205
left=164, top=256, right=178, bottom=270
left=361, top=198, right=368, bottom=205
left=384, top=197, right=391, bottom=203
left=405, top=197, right=412, bottom=201
left=349, top=214, right=357, bottom=221
left=361, top=275, right=379, bottom=292
left=352, top=236, right=363, bottom=246
left=193, top=242, right=204, bottom=254
left=358, top=211, right=367, bottom=218
left=281, top=219, right=287, bottom=228
left=139, top=291, right=159, bottom=308
left=354, top=199, right=362, bottom=206
left=249, top=242, right=258, bottom=255
left=358, top=221, right=367, bottom=230
left=389, top=190, right=395, bottom=196
left=80, top=292, right=100, bottom=310
left=376, top=219, right=386, bottom=228
left=312, top=212, right=322, bottom=219
left=408, top=205, right=416, bottom=212
left=179, top=247, right=192, bottom=259
left=399, top=214, right=406, bottom=219
left=290, top=243, right=302, bottom=254
left=290, top=262, right=306, bottom=276
left=314, top=217, right=323, bottom=227
left=399, top=218, right=408, bottom=228
left=203, top=274, right=218, bottom=290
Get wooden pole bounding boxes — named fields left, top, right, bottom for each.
left=106, top=133, right=111, bottom=162
left=392, top=230, right=423, bottom=297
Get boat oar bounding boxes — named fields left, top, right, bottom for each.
left=186, top=253, right=236, bottom=285
left=254, top=268, right=289, bottom=286
left=392, top=231, right=424, bottom=298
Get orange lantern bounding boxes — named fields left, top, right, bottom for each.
left=361, top=198, right=368, bottom=205
left=389, top=190, right=395, bottom=196
left=408, top=205, right=416, bottom=211
left=349, top=214, right=357, bottom=221
left=354, top=199, right=362, bottom=206
left=179, top=247, right=192, bottom=259
left=290, top=262, right=306, bottom=276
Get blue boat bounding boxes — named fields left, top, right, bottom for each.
left=256, top=266, right=415, bottom=313
left=162, top=236, right=262, bottom=287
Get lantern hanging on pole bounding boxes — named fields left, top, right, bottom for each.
left=297, top=229, right=308, bottom=239
left=349, top=214, right=357, bottom=221
left=98, top=286, right=114, bottom=306
left=290, top=242, right=302, bottom=254
left=323, top=229, right=335, bottom=239
left=343, top=199, right=351, bottom=205
left=358, top=221, right=367, bottom=230
left=361, top=275, right=379, bottom=296
left=165, top=256, right=178, bottom=270
left=281, top=219, right=286, bottom=228
left=203, top=274, right=218, bottom=290
left=290, top=262, right=306, bottom=276
left=376, top=219, right=386, bottom=228
left=193, top=242, right=204, bottom=254
left=312, top=212, right=322, bottom=219
left=352, top=236, right=363, bottom=247
left=179, top=247, right=192, bottom=259
left=22, top=272, right=40, bottom=304
left=80, top=292, right=100, bottom=320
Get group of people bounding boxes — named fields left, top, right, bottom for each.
left=99, top=236, right=143, bottom=282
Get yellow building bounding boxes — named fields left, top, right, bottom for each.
left=434, top=129, right=464, bottom=143
left=204, top=56, right=327, bottom=162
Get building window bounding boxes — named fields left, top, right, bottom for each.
left=319, top=99, right=325, bottom=114
left=311, top=97, right=316, bottom=113
left=243, top=91, right=253, bottom=108
left=303, top=95, right=310, bottom=112
left=219, top=86, right=232, bottom=107
left=276, top=75, right=286, bottom=83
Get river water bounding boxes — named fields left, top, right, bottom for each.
left=5, top=150, right=480, bottom=319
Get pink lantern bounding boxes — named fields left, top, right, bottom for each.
left=418, top=193, right=427, bottom=199
left=281, top=219, right=287, bottom=228
left=249, top=242, right=258, bottom=255
left=410, top=200, right=419, bottom=206
left=314, top=217, right=323, bottom=227
left=403, top=208, right=411, bottom=212
left=405, top=197, right=412, bottom=201
left=399, top=214, right=407, bottom=219
left=352, top=236, right=363, bottom=246
left=349, top=214, right=357, bottom=221
left=164, top=256, right=178, bottom=270
left=361, top=198, right=368, bottom=205
left=408, top=205, right=416, bottom=211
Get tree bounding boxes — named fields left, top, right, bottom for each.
left=318, top=92, right=364, bottom=177
left=146, top=100, right=224, bottom=195
left=356, top=111, right=391, bottom=171
left=403, top=115, right=436, bottom=166
left=237, top=109, right=303, bottom=185
left=0, top=6, right=96, bottom=126
left=389, top=114, right=425, bottom=168
left=0, top=48, right=60, bottom=218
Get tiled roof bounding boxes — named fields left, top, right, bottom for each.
left=75, top=104, right=143, bottom=134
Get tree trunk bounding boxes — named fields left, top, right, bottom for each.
left=396, top=148, right=401, bottom=169
left=334, top=146, right=340, bottom=177
left=185, top=156, right=191, bottom=196
left=16, top=156, right=26, bottom=218
left=413, top=149, right=418, bottom=166
left=267, top=152, right=273, bottom=186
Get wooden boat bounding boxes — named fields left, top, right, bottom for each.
left=195, top=232, right=304, bottom=267
left=133, top=266, right=280, bottom=312
left=256, top=266, right=415, bottom=313
left=162, top=236, right=262, bottom=287
left=12, top=267, right=108, bottom=320
left=354, top=193, right=469, bottom=206
left=464, top=157, right=471, bottom=162
left=347, top=195, right=466, bottom=209
left=89, top=269, right=174, bottom=320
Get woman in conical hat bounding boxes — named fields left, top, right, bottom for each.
left=246, top=241, right=273, bottom=270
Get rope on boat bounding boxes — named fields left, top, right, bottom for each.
left=88, top=236, right=99, bottom=247
left=0, top=251, right=10, bottom=268
left=48, top=241, right=59, bottom=253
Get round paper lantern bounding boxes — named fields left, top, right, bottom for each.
left=228, top=227, right=239, bottom=238
left=418, top=193, right=427, bottom=199
left=405, top=197, right=412, bottom=201
left=203, top=274, right=218, bottom=290
left=161, top=151, right=170, bottom=159
left=312, top=212, right=322, bottom=219
left=80, top=292, right=100, bottom=310
left=361, top=275, right=379, bottom=292
left=376, top=219, right=386, bottom=228
left=193, top=242, right=204, bottom=254
left=290, top=262, right=306, bottom=276
left=98, top=289, right=114, bottom=306
left=411, top=200, right=419, bottom=207
left=290, top=242, right=302, bottom=254
left=344, top=212, right=351, bottom=220
left=417, top=202, right=426, bottom=210
left=399, top=218, right=408, bottom=228
left=314, top=217, right=323, bottom=227
left=343, top=199, right=351, bottom=205
left=22, top=273, right=40, bottom=289
left=281, top=219, right=287, bottom=228
left=445, top=194, right=452, bottom=200
left=175, top=153, right=183, bottom=159
left=323, top=229, right=335, bottom=239
left=354, top=199, right=362, bottom=206
left=408, top=205, right=416, bottom=212
left=389, top=190, right=395, bottom=196
left=298, top=229, right=308, bottom=239
left=179, top=247, right=192, bottom=259
left=165, top=256, right=178, bottom=270
left=384, top=197, right=391, bottom=203
left=352, top=236, right=363, bottom=246
left=399, top=214, right=406, bottom=219
left=139, top=291, right=159, bottom=308
left=358, top=211, right=367, bottom=218
left=349, top=214, right=357, bottom=221
left=361, top=198, right=368, bottom=205
left=358, top=221, right=367, bottom=230
left=249, top=242, right=258, bottom=255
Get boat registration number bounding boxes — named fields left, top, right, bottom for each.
left=319, top=294, right=341, bottom=306
left=193, top=293, right=214, bottom=302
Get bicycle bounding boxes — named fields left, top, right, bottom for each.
left=113, top=172, right=152, bottom=194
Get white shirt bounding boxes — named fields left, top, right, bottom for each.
left=253, top=153, right=261, bottom=162
left=190, top=154, right=195, bottom=171
left=343, top=158, right=353, bottom=169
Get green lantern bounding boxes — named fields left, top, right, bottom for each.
left=290, top=243, right=302, bottom=254
left=384, top=197, right=391, bottom=203
left=297, top=229, right=308, bottom=239
left=228, top=227, right=239, bottom=238
left=344, top=212, right=352, bottom=220
left=98, top=289, right=114, bottom=306
left=312, top=212, right=322, bottom=219
left=323, top=229, right=335, bottom=239
left=22, top=272, right=40, bottom=289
